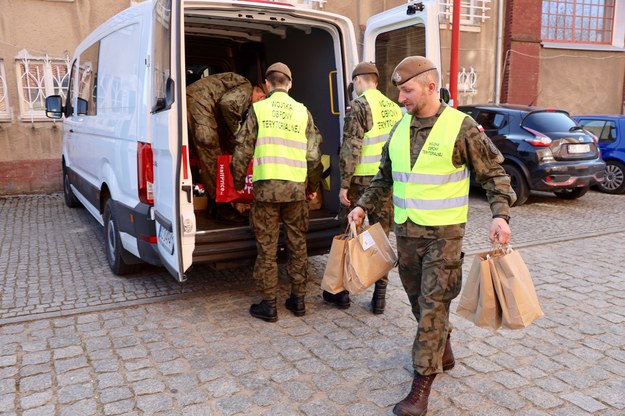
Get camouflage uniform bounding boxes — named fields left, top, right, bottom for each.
left=339, top=93, right=394, bottom=286
left=357, top=102, right=516, bottom=376
left=232, top=89, right=323, bottom=300
left=186, top=72, right=253, bottom=199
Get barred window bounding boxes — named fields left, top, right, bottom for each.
left=439, top=0, right=492, bottom=27
left=15, top=50, right=71, bottom=121
left=0, top=60, right=10, bottom=121
left=542, top=0, right=615, bottom=44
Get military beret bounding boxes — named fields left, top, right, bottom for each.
left=266, top=62, right=292, bottom=81
left=351, top=62, right=379, bottom=80
left=391, top=56, right=437, bottom=86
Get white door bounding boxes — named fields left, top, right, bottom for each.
left=362, top=1, right=442, bottom=105
left=150, top=0, right=195, bottom=281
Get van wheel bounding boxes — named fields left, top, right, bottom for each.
left=598, top=161, right=625, bottom=194
left=554, top=186, right=589, bottom=200
left=503, top=163, right=529, bottom=206
left=63, top=169, right=80, bottom=208
left=103, top=199, right=141, bottom=275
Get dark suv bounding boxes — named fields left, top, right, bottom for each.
left=459, top=104, right=605, bottom=206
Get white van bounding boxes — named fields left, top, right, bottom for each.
left=45, top=0, right=441, bottom=282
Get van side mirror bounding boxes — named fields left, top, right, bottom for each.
left=45, top=95, right=63, bottom=119
left=440, top=88, right=450, bottom=104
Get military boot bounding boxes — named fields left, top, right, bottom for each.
left=442, top=333, right=455, bottom=371
left=322, top=290, right=350, bottom=309
left=371, top=281, right=387, bottom=314
left=392, top=373, right=437, bottom=416
left=285, top=294, right=306, bottom=317
left=249, top=299, right=277, bottom=322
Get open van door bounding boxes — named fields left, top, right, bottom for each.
left=150, top=0, right=195, bottom=281
left=362, top=0, right=442, bottom=106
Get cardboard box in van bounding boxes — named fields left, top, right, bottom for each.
left=45, top=0, right=441, bottom=282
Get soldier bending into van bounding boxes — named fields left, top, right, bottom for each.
left=232, top=62, right=323, bottom=322
left=322, top=62, right=403, bottom=315
left=186, top=72, right=266, bottom=222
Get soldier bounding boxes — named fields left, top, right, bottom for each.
left=347, top=56, right=516, bottom=416
left=186, top=72, right=266, bottom=222
left=323, top=62, right=403, bottom=314
left=232, top=62, right=323, bottom=322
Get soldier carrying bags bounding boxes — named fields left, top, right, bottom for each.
left=232, top=62, right=323, bottom=323
left=322, top=62, right=403, bottom=314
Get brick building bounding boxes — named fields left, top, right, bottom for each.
left=0, top=0, right=623, bottom=195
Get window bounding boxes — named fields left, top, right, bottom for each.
left=15, top=50, right=70, bottom=121
left=0, top=60, right=10, bottom=121
left=476, top=111, right=506, bottom=130
left=77, top=42, right=100, bottom=116
left=439, top=0, right=492, bottom=27
left=542, top=0, right=615, bottom=44
left=578, top=119, right=617, bottom=142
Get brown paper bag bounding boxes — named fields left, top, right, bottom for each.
left=489, top=247, right=544, bottom=329
left=343, top=222, right=397, bottom=294
left=320, top=232, right=349, bottom=294
left=456, top=251, right=502, bottom=330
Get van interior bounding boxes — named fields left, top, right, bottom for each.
left=183, top=8, right=344, bottom=262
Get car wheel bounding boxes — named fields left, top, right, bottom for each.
left=503, top=163, right=529, bottom=206
left=554, top=186, right=589, bottom=200
left=598, top=160, right=625, bottom=194
left=103, top=199, right=141, bottom=275
left=63, top=167, right=81, bottom=208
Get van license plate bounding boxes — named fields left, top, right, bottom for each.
left=569, top=144, right=590, bottom=154
left=158, top=224, right=175, bottom=255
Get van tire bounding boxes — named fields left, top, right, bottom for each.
left=103, top=199, right=141, bottom=275
left=63, top=169, right=80, bottom=208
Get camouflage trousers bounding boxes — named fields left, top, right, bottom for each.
left=338, top=182, right=393, bottom=285
left=396, top=235, right=465, bottom=375
left=250, top=200, right=310, bottom=300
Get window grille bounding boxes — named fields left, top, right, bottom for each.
left=439, top=0, right=492, bottom=25
left=15, top=49, right=71, bottom=121
left=0, top=60, right=10, bottom=121
left=541, top=0, right=615, bottom=44
left=458, top=67, right=477, bottom=93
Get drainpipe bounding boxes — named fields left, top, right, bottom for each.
left=449, top=0, right=461, bottom=107
left=494, top=0, right=504, bottom=104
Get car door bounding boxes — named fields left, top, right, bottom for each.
left=150, top=0, right=195, bottom=282
left=361, top=0, right=441, bottom=106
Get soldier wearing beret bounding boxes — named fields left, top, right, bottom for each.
left=186, top=72, right=267, bottom=222
left=322, top=62, right=402, bottom=314
left=232, top=62, right=323, bottom=322
left=348, top=56, right=516, bottom=416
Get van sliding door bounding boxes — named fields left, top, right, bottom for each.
left=151, top=0, right=195, bottom=281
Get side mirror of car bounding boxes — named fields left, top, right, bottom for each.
left=45, top=95, right=63, bottom=119
left=440, top=88, right=450, bottom=104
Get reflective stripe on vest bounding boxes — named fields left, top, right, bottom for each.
left=252, top=91, right=309, bottom=182
left=353, top=89, right=403, bottom=176
left=389, top=106, right=470, bottom=226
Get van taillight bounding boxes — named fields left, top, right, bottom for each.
left=522, top=126, right=552, bottom=147
left=137, top=142, right=154, bottom=204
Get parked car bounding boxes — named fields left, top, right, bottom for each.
left=571, top=115, right=625, bottom=194
left=458, top=104, right=605, bottom=206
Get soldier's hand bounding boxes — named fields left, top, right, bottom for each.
left=489, top=217, right=511, bottom=244
left=347, top=206, right=366, bottom=228
left=306, top=191, right=317, bottom=201
left=339, top=188, right=350, bottom=207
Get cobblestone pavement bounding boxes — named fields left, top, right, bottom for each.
left=0, top=191, right=624, bottom=415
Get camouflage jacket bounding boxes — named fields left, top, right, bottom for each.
left=339, top=94, right=374, bottom=188
left=357, top=102, right=517, bottom=239
left=231, top=89, right=323, bottom=202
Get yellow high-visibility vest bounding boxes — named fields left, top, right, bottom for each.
left=389, top=106, right=470, bottom=226
left=354, top=89, right=403, bottom=176
left=252, top=91, right=309, bottom=182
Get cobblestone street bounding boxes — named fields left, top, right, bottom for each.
left=0, top=191, right=624, bottom=415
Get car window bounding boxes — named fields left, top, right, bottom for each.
left=578, top=119, right=616, bottom=143
left=523, top=111, right=576, bottom=133
left=475, top=111, right=505, bottom=130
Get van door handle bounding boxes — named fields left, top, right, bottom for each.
left=181, top=185, right=192, bottom=203
left=69, top=129, right=74, bottom=133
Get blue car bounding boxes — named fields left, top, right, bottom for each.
left=572, top=115, right=625, bottom=194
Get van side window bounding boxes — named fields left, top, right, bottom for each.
left=65, top=59, right=78, bottom=117
left=152, top=0, right=172, bottom=112
left=77, top=42, right=100, bottom=116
